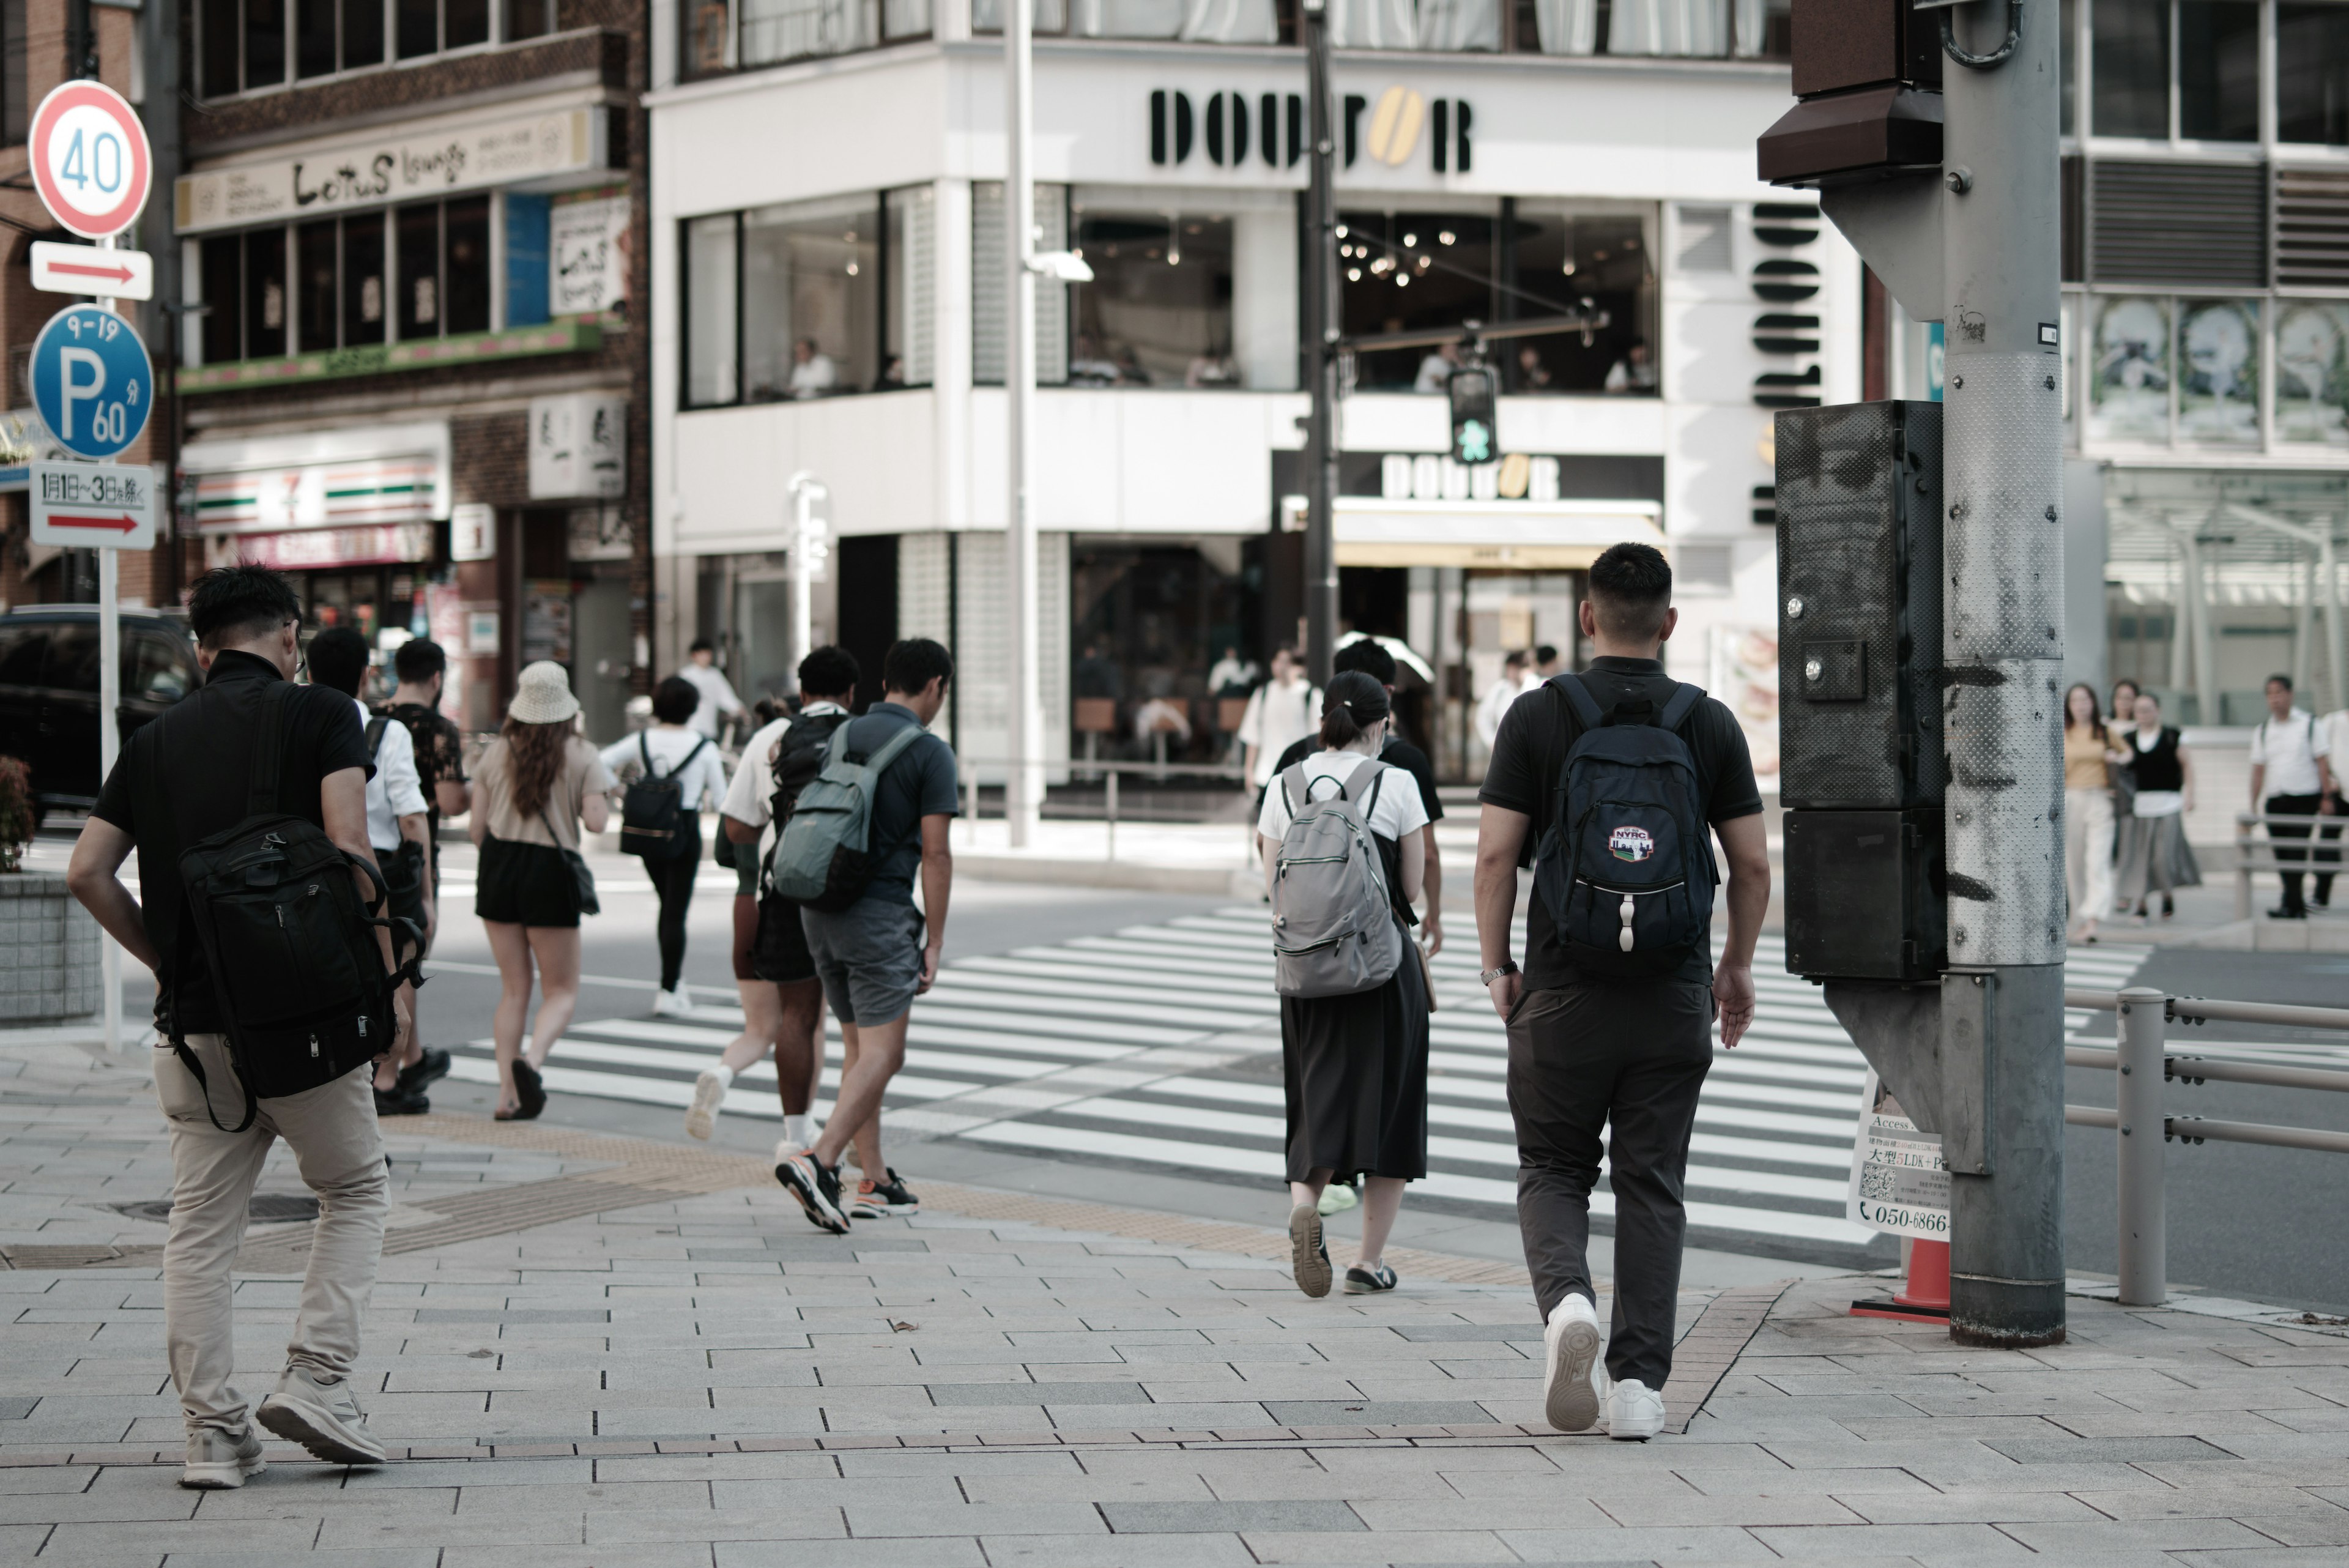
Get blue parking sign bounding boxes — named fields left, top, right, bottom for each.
left=32, top=303, right=149, bottom=461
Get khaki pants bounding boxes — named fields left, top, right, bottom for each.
left=152, top=1035, right=387, bottom=1435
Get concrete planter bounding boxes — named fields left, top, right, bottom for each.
left=0, top=872, right=101, bottom=1021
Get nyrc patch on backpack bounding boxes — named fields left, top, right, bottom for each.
left=1532, top=675, right=1716, bottom=978
left=1269, top=759, right=1403, bottom=998
left=173, top=686, right=425, bottom=1132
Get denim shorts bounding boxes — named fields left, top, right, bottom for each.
left=799, top=897, right=926, bottom=1027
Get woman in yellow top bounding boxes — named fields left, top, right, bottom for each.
left=2063, top=682, right=2128, bottom=943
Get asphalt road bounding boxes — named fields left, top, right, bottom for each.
left=87, top=832, right=2349, bottom=1316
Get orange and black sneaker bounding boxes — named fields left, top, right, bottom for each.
left=848, top=1167, right=921, bottom=1219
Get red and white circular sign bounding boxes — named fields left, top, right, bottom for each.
left=29, top=81, right=151, bottom=240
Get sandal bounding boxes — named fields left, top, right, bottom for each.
left=512, top=1059, right=547, bottom=1120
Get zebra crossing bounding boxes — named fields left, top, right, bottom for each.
left=439, top=907, right=2151, bottom=1263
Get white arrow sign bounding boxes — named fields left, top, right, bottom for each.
left=31, top=240, right=152, bottom=301
left=28, top=459, right=158, bottom=552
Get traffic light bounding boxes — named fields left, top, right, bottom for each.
left=1447, top=362, right=1496, bottom=466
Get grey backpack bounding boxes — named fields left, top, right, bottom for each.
left=1270, top=759, right=1403, bottom=998
left=768, top=718, right=929, bottom=912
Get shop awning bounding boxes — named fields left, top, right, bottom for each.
left=1282, top=496, right=1668, bottom=569
left=179, top=422, right=452, bottom=537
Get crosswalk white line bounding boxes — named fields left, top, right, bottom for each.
left=432, top=904, right=2143, bottom=1260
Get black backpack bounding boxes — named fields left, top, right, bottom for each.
left=761, top=709, right=852, bottom=895
left=171, top=685, right=424, bottom=1132
left=618, top=731, right=709, bottom=860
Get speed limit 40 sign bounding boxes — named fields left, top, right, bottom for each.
left=32, top=305, right=150, bottom=460
left=28, top=81, right=151, bottom=240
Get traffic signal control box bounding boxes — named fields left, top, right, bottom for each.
left=1776, top=400, right=1946, bottom=981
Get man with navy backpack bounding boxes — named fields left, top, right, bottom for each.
left=1474, top=542, right=1770, bottom=1441
left=774, top=638, right=959, bottom=1232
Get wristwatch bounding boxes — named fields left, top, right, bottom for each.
left=1479, top=960, right=1519, bottom=987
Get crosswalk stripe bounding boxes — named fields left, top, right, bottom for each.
left=435, top=902, right=2142, bottom=1262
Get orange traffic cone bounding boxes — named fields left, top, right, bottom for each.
left=1850, top=1239, right=1951, bottom=1324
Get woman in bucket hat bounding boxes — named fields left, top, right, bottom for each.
left=469, top=661, right=614, bottom=1119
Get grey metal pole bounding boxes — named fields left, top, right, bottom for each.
left=1939, top=0, right=2069, bottom=1349
left=1301, top=0, right=1338, bottom=688
left=1004, top=0, right=1042, bottom=848
left=2114, top=986, right=2167, bottom=1307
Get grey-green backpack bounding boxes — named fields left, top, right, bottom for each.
left=1270, top=758, right=1403, bottom=998
left=768, top=718, right=930, bottom=912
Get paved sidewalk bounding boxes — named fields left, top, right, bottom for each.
left=4, top=1041, right=2349, bottom=1566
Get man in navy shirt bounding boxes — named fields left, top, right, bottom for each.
left=776, top=638, right=960, bottom=1232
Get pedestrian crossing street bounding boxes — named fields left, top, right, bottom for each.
left=440, top=908, right=2150, bottom=1263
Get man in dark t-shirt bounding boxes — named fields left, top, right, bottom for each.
left=68, top=564, right=400, bottom=1484
left=1272, top=637, right=1447, bottom=954
left=1474, top=543, right=1770, bottom=1443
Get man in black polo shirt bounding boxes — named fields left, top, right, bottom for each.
left=1474, top=543, right=1770, bottom=1441
left=67, top=565, right=399, bottom=1488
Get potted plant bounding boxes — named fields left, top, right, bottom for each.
left=0, top=755, right=100, bottom=1020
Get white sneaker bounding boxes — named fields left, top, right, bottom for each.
left=179, top=1425, right=265, bottom=1489
left=1542, top=1294, right=1604, bottom=1432
left=674, top=982, right=694, bottom=1011
left=651, top=989, right=685, bottom=1018
left=684, top=1069, right=728, bottom=1140
left=256, top=1367, right=387, bottom=1465
left=1604, top=1376, right=1666, bottom=1441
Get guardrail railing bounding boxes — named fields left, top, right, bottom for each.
left=951, top=755, right=1248, bottom=860
left=2061, top=984, right=2349, bottom=1306
left=2232, top=810, right=2348, bottom=920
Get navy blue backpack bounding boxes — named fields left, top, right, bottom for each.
left=1531, top=674, right=1716, bottom=978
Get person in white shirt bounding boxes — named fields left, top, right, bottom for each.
left=677, top=640, right=746, bottom=741
left=2248, top=673, right=2336, bottom=920
left=1413, top=340, right=1462, bottom=394
left=305, top=630, right=430, bottom=1094
left=1208, top=647, right=1256, bottom=696
left=688, top=648, right=864, bottom=1157
left=1236, top=647, right=1319, bottom=789
left=600, top=677, right=731, bottom=1014
left=1604, top=341, right=1657, bottom=395
left=787, top=338, right=837, bottom=398
left=1476, top=650, right=1532, bottom=750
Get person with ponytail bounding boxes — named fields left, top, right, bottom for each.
left=1255, top=669, right=1433, bottom=1299
left=469, top=662, right=614, bottom=1119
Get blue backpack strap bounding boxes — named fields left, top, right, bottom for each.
left=1658, top=681, right=1706, bottom=733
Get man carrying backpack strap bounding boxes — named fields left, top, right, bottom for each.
left=67, top=565, right=401, bottom=1488
left=775, top=639, right=959, bottom=1233
left=1473, top=542, right=1770, bottom=1443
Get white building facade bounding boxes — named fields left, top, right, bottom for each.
left=646, top=0, right=1857, bottom=781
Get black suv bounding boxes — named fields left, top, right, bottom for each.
left=0, top=608, right=199, bottom=817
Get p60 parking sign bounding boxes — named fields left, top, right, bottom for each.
left=32, top=305, right=150, bottom=461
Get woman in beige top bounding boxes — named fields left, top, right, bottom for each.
left=470, top=662, right=614, bottom=1120
left=2062, top=683, right=2128, bottom=942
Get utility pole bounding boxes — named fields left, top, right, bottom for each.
left=1003, top=0, right=1042, bottom=847
left=1301, top=0, right=1338, bottom=688
left=1936, top=0, right=2068, bottom=1350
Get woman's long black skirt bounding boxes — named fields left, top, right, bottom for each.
left=1280, top=920, right=1430, bottom=1184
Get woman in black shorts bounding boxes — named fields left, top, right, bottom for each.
left=470, top=661, right=614, bottom=1118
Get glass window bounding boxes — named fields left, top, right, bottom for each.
left=344, top=0, right=385, bottom=65
left=446, top=0, right=489, bottom=47
left=297, top=0, right=336, bottom=77
left=202, top=0, right=242, bottom=94
left=247, top=228, right=288, bottom=359
left=2091, top=0, right=2168, bottom=138
left=200, top=235, right=242, bottom=364
left=397, top=203, right=440, bottom=338
left=2178, top=298, right=2260, bottom=445
left=2088, top=295, right=2172, bottom=442
left=132, top=636, right=194, bottom=703
left=344, top=212, right=387, bottom=346
left=2178, top=1, right=2258, bottom=141
left=445, top=196, right=492, bottom=335
left=398, top=0, right=437, bottom=56
left=1506, top=205, right=1657, bottom=395
left=505, top=0, right=551, bottom=39
left=685, top=0, right=735, bottom=72
left=1069, top=206, right=1237, bottom=387
left=1339, top=209, right=1496, bottom=392
left=733, top=0, right=930, bottom=65
left=2278, top=4, right=2349, bottom=144
left=684, top=213, right=740, bottom=406
left=248, top=0, right=288, bottom=89
left=742, top=194, right=880, bottom=401
left=297, top=218, right=338, bottom=352
left=884, top=185, right=935, bottom=387
left=2276, top=301, right=2349, bottom=446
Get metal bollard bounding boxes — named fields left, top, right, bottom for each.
left=2115, top=985, right=2168, bottom=1307
left=1106, top=770, right=1118, bottom=861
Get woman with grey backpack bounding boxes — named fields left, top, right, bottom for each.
left=1256, top=669, right=1433, bottom=1299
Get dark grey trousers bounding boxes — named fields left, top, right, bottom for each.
left=1505, top=976, right=1714, bottom=1389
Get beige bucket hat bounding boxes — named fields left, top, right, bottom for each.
left=507, top=660, right=581, bottom=725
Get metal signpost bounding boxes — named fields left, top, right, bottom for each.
left=24, top=78, right=155, bottom=1060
